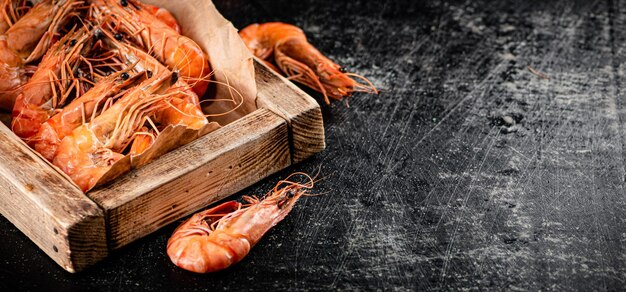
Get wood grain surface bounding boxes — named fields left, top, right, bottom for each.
left=89, top=108, right=291, bottom=250
left=0, top=124, right=107, bottom=273
left=0, top=0, right=323, bottom=273
left=2, top=0, right=626, bottom=290
left=255, top=58, right=326, bottom=163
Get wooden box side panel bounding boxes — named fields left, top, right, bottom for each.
left=0, top=125, right=107, bottom=273
left=254, top=59, right=326, bottom=163
left=88, top=109, right=291, bottom=249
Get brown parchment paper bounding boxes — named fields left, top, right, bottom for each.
left=145, top=0, right=258, bottom=125
left=89, top=0, right=257, bottom=191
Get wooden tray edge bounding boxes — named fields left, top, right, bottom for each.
left=90, top=108, right=291, bottom=249
left=253, top=58, right=327, bottom=163
left=0, top=124, right=107, bottom=273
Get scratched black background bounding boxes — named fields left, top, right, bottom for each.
left=2, top=0, right=626, bottom=290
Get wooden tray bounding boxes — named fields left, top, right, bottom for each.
left=0, top=59, right=325, bottom=272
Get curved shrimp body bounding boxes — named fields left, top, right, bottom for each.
left=167, top=176, right=311, bottom=273
left=53, top=72, right=174, bottom=191
left=139, top=2, right=181, bottom=34
left=156, top=93, right=207, bottom=130
left=0, top=63, right=30, bottom=110
left=0, top=35, right=30, bottom=111
left=33, top=69, right=144, bottom=161
left=0, top=35, right=22, bottom=67
left=53, top=126, right=125, bottom=192
left=240, top=22, right=377, bottom=104
left=105, top=36, right=208, bottom=131
left=5, top=0, right=80, bottom=63
left=11, top=28, right=91, bottom=140
left=91, top=0, right=211, bottom=97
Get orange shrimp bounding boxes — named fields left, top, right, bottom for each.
left=11, top=28, right=92, bottom=140
left=5, top=0, right=81, bottom=64
left=32, top=67, right=144, bottom=161
left=157, top=93, right=208, bottom=130
left=239, top=22, right=378, bottom=104
left=0, top=0, right=12, bottom=34
left=0, top=63, right=31, bottom=110
left=0, top=0, right=76, bottom=111
left=123, top=84, right=208, bottom=156
left=102, top=32, right=208, bottom=131
left=167, top=173, right=314, bottom=273
left=0, top=35, right=23, bottom=67
left=53, top=72, right=174, bottom=192
left=0, top=35, right=28, bottom=110
left=129, top=126, right=155, bottom=156
left=0, top=0, right=31, bottom=34
left=91, top=0, right=211, bottom=97
left=139, top=2, right=181, bottom=34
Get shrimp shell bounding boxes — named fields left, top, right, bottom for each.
left=11, top=28, right=92, bottom=140
left=52, top=72, right=174, bottom=192
left=167, top=173, right=314, bottom=273
left=240, top=22, right=378, bottom=104
left=91, top=0, right=211, bottom=97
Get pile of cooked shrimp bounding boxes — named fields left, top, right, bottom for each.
left=1, top=0, right=377, bottom=274
left=0, top=0, right=213, bottom=192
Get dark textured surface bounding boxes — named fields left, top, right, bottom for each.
left=2, top=0, right=626, bottom=290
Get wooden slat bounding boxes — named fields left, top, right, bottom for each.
left=0, top=124, right=107, bottom=273
left=88, top=108, right=291, bottom=249
left=254, top=58, right=326, bottom=163
left=0, top=2, right=325, bottom=273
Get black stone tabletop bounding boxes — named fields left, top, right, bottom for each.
left=2, top=0, right=626, bottom=290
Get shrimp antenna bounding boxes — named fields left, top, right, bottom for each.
left=302, top=167, right=330, bottom=197
left=277, top=54, right=331, bottom=105
left=345, top=72, right=379, bottom=95
left=1, top=0, right=13, bottom=27
left=273, top=172, right=316, bottom=194
left=197, top=70, right=246, bottom=118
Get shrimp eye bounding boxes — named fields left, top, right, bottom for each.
left=120, top=0, right=128, bottom=6
left=339, top=67, right=347, bottom=73
left=69, top=39, right=77, bottom=46
left=114, top=33, right=124, bottom=41
left=171, top=72, right=179, bottom=83
left=95, top=29, right=103, bottom=39
left=146, top=70, right=153, bottom=78
left=121, top=72, right=130, bottom=80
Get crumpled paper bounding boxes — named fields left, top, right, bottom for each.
left=90, top=0, right=257, bottom=190
left=146, top=0, right=258, bottom=125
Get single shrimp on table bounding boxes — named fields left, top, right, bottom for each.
left=167, top=173, right=315, bottom=273
left=239, top=22, right=378, bottom=104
